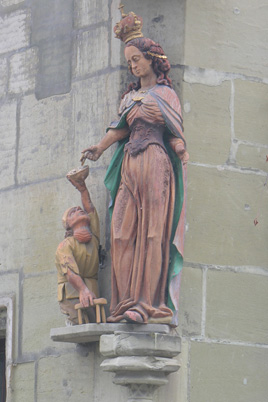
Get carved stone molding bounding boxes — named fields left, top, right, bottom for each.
left=50, top=323, right=181, bottom=402
left=100, top=331, right=181, bottom=402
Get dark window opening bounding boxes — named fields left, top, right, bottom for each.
left=0, top=338, right=6, bottom=402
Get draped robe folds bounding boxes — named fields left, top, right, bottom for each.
left=104, top=84, right=187, bottom=326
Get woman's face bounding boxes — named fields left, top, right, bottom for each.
left=124, top=46, right=153, bottom=79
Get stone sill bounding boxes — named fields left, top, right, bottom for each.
left=50, top=323, right=171, bottom=344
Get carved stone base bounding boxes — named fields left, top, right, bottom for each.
left=50, top=324, right=181, bottom=401
left=100, top=331, right=181, bottom=402
left=127, top=384, right=158, bottom=402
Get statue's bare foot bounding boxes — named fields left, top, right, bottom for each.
left=123, top=310, right=144, bottom=324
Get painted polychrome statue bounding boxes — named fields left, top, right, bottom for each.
left=55, top=166, right=100, bottom=325
left=81, top=7, right=188, bottom=327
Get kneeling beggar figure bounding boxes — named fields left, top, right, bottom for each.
left=80, top=7, right=188, bottom=327
left=55, top=166, right=100, bottom=325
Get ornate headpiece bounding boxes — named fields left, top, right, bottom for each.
left=147, top=51, right=167, bottom=59
left=114, top=4, right=143, bottom=43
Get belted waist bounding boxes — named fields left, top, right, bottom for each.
left=125, top=119, right=165, bottom=156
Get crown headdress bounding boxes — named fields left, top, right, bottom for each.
left=114, top=4, right=144, bottom=43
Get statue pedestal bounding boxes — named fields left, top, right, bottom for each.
left=50, top=324, right=181, bottom=402
left=100, top=331, right=181, bottom=401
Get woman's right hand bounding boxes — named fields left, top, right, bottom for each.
left=80, top=145, right=103, bottom=164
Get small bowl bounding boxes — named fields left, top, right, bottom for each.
left=66, top=165, right=89, bottom=181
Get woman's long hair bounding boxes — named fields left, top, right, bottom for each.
left=122, top=37, right=172, bottom=98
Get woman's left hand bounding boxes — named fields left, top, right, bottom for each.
left=175, top=142, right=189, bottom=165
left=180, top=151, right=189, bottom=165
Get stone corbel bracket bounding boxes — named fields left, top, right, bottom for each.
left=100, top=331, right=181, bottom=401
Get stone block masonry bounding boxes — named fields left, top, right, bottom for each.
left=0, top=0, right=24, bottom=6
left=0, top=100, right=17, bottom=189
left=178, top=1, right=268, bottom=401
left=0, top=10, right=30, bottom=55
left=18, top=94, right=73, bottom=184
left=74, top=26, right=109, bottom=78
left=11, top=362, right=35, bottom=402
left=9, top=47, right=39, bottom=94
left=184, top=0, right=268, bottom=79
left=30, top=0, right=73, bottom=99
left=0, top=58, right=8, bottom=97
left=190, top=342, right=268, bottom=402
left=184, top=166, right=267, bottom=267
left=74, top=0, right=109, bottom=29
left=206, top=270, right=268, bottom=344
left=0, top=1, right=128, bottom=401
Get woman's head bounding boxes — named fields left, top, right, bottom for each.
left=124, top=45, right=154, bottom=81
left=125, top=37, right=172, bottom=89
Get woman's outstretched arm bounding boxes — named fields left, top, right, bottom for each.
left=81, top=127, right=130, bottom=163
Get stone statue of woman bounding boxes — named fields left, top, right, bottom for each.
left=81, top=8, right=188, bottom=326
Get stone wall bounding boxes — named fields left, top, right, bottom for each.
left=158, top=1, right=268, bottom=401
left=0, top=0, right=267, bottom=401
left=0, top=0, right=123, bottom=400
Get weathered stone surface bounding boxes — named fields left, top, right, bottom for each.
left=22, top=273, right=65, bottom=353
left=184, top=165, right=268, bottom=267
left=101, top=355, right=180, bottom=374
left=36, top=36, right=73, bottom=100
left=157, top=339, right=189, bottom=402
left=75, top=26, right=109, bottom=77
left=169, top=67, right=183, bottom=100
left=0, top=100, right=17, bottom=189
left=110, top=1, right=122, bottom=68
left=94, top=348, right=128, bottom=401
left=51, top=324, right=170, bottom=344
left=0, top=58, right=7, bottom=97
left=30, top=0, right=73, bottom=99
left=18, top=94, right=73, bottom=184
left=9, top=47, right=39, bottom=94
left=72, top=72, right=121, bottom=169
left=236, top=144, right=268, bottom=172
left=178, top=266, right=202, bottom=336
left=0, top=10, right=30, bottom=55
left=0, top=0, right=24, bottom=6
left=37, top=353, right=94, bottom=402
left=0, top=182, right=59, bottom=273
left=12, top=362, right=35, bottom=402
left=0, top=273, right=19, bottom=299
left=184, top=0, right=268, bottom=78
left=206, top=270, right=268, bottom=344
left=234, top=80, right=268, bottom=144
left=74, top=0, right=109, bottom=28
left=100, top=332, right=180, bottom=357
left=183, top=81, right=231, bottom=165
left=0, top=175, right=107, bottom=274
left=190, top=342, right=268, bottom=402
left=184, top=66, right=229, bottom=87
left=30, top=0, right=72, bottom=43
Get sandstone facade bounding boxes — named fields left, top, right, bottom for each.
left=0, top=0, right=267, bottom=401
